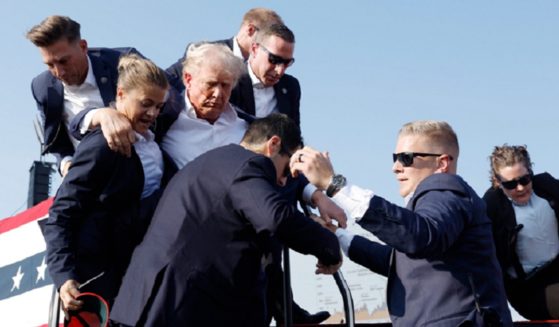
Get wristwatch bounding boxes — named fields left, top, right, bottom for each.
left=326, top=174, right=347, bottom=197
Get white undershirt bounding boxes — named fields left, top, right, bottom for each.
left=511, top=192, right=559, bottom=275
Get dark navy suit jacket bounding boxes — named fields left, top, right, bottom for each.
left=110, top=144, right=341, bottom=327
left=165, top=37, right=301, bottom=125
left=31, top=47, right=138, bottom=167
left=42, top=129, right=158, bottom=306
left=347, top=173, right=513, bottom=327
left=229, top=73, right=301, bottom=126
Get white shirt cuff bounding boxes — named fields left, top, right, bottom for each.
left=302, top=183, right=318, bottom=206
left=332, top=182, right=374, bottom=222
left=80, top=109, right=101, bottom=135
left=60, top=156, right=73, bottom=173
left=335, top=228, right=356, bottom=257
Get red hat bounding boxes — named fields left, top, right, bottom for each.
left=67, top=292, right=109, bottom=327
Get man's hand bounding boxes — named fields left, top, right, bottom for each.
left=61, top=161, right=72, bottom=177
left=315, top=256, right=342, bottom=275
left=92, top=108, right=135, bottom=157
left=310, top=213, right=339, bottom=234
left=312, top=191, right=347, bottom=228
left=290, top=146, right=335, bottom=190
left=59, top=279, right=83, bottom=312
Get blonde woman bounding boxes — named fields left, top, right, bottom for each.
left=43, top=54, right=169, bottom=313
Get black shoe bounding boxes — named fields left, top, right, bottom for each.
left=292, top=308, right=330, bottom=324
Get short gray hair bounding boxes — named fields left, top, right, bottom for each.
left=182, top=42, right=245, bottom=86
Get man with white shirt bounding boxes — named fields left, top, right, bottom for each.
left=291, top=120, right=513, bottom=326
left=82, top=42, right=340, bottom=325
left=27, top=15, right=139, bottom=175
left=229, top=23, right=301, bottom=125
left=165, top=7, right=283, bottom=91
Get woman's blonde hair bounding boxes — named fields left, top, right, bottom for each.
left=117, top=54, right=169, bottom=92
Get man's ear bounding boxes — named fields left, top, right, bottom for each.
left=250, top=42, right=259, bottom=58
left=183, top=72, right=192, bottom=89
left=78, top=39, right=88, bottom=53
left=116, top=87, right=125, bottom=100
left=266, top=135, right=282, bottom=156
left=436, top=154, right=451, bottom=173
left=247, top=23, right=258, bottom=37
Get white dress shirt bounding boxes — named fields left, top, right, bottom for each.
left=160, top=95, right=248, bottom=169
left=61, top=56, right=104, bottom=166
left=133, top=130, right=164, bottom=199
left=331, top=182, right=375, bottom=256
left=248, top=64, right=277, bottom=118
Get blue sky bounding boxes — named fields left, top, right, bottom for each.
left=1, top=1, right=558, bottom=219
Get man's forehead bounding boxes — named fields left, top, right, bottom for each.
left=196, top=65, right=233, bottom=81
left=396, top=134, right=434, bottom=151
left=40, top=39, right=79, bottom=58
left=262, top=35, right=294, bottom=51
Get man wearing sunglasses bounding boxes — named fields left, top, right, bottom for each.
left=483, top=145, right=559, bottom=320
left=290, top=120, right=512, bottom=326
left=229, top=23, right=301, bottom=126
left=165, top=8, right=284, bottom=91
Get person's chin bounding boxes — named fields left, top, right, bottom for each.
left=134, top=124, right=149, bottom=135
left=264, top=77, right=279, bottom=85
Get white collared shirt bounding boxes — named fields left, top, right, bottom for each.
left=160, top=94, right=318, bottom=204
left=233, top=37, right=244, bottom=60
left=160, top=95, right=248, bottom=169
left=511, top=192, right=559, bottom=275
left=62, top=56, right=104, bottom=149
left=133, top=130, right=164, bottom=199
left=248, top=63, right=277, bottom=118
left=61, top=56, right=104, bottom=169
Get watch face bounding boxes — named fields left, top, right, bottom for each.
left=327, top=174, right=347, bottom=197
left=333, top=174, right=346, bottom=186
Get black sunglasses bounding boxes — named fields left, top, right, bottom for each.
left=498, top=173, right=532, bottom=190
left=258, top=44, right=295, bottom=67
left=393, top=152, right=452, bottom=167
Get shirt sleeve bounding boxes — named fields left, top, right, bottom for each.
left=332, top=182, right=375, bottom=222
left=80, top=108, right=101, bottom=135
left=302, top=183, right=318, bottom=206
left=335, top=227, right=356, bottom=256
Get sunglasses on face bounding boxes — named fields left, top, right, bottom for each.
left=498, top=173, right=532, bottom=190
left=392, top=152, right=452, bottom=167
left=258, top=44, right=295, bottom=67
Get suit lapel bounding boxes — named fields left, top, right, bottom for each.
left=90, top=53, right=117, bottom=106
left=274, top=79, right=289, bottom=115
left=45, top=76, right=64, bottom=143
left=238, top=74, right=256, bottom=115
